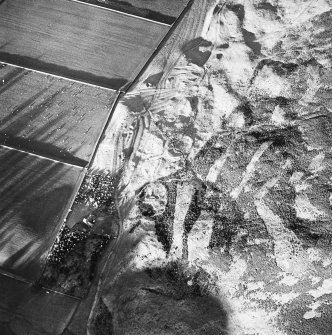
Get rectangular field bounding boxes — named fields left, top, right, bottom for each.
left=74, top=0, right=190, bottom=24
left=0, top=0, right=168, bottom=90
left=0, top=64, right=119, bottom=166
left=0, top=146, right=84, bottom=280
left=0, top=274, right=79, bottom=335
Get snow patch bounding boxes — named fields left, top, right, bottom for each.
left=303, top=301, right=323, bottom=319
left=309, top=278, right=332, bottom=299
left=169, top=182, right=194, bottom=259
left=188, top=215, right=214, bottom=263
left=255, top=200, right=309, bottom=275
left=295, top=193, right=327, bottom=221
left=280, top=274, right=300, bottom=286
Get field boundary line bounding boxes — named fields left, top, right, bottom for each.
left=67, top=0, right=171, bottom=27
left=0, top=269, right=81, bottom=300
left=0, top=61, right=118, bottom=92
left=0, top=144, right=87, bottom=169
left=0, top=269, right=31, bottom=284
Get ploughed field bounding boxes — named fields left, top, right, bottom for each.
left=0, top=146, right=84, bottom=280
left=0, top=0, right=168, bottom=90
left=0, top=273, right=79, bottom=335
left=0, top=0, right=189, bottom=333
left=0, top=64, right=119, bottom=166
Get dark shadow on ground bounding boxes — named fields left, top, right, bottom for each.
left=0, top=273, right=79, bottom=335
left=77, top=0, right=179, bottom=24
left=182, top=37, right=212, bottom=67
left=0, top=135, right=88, bottom=167
left=0, top=52, right=128, bottom=91
left=100, top=262, right=229, bottom=334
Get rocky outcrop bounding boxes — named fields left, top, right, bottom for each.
left=91, top=1, right=332, bottom=334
